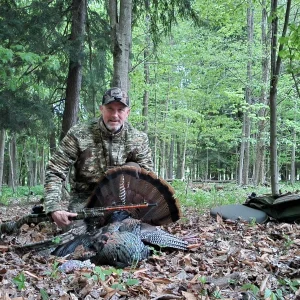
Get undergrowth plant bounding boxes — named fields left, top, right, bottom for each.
left=242, top=278, right=300, bottom=299
left=12, top=272, right=26, bottom=291
left=39, top=288, right=49, bottom=300
left=0, top=185, right=44, bottom=205
left=84, top=266, right=139, bottom=291
left=45, top=261, right=60, bottom=279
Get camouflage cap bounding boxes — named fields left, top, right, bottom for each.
left=102, top=87, right=130, bottom=107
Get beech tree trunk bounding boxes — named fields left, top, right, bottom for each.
left=40, top=146, right=45, bottom=185
left=152, top=88, right=158, bottom=171
left=290, top=61, right=300, bottom=185
left=0, top=129, right=6, bottom=194
left=60, top=0, right=87, bottom=140
left=33, top=142, right=38, bottom=186
left=142, top=47, right=150, bottom=133
left=269, top=0, right=291, bottom=195
left=161, top=139, right=166, bottom=178
left=181, top=126, right=188, bottom=180
left=142, top=0, right=150, bottom=133
left=108, top=0, right=132, bottom=90
left=238, top=122, right=245, bottom=185
left=239, top=1, right=254, bottom=185
left=8, top=134, right=17, bottom=190
left=176, top=141, right=183, bottom=179
left=167, top=136, right=174, bottom=179
left=253, top=0, right=269, bottom=186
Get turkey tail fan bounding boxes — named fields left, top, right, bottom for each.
left=86, top=166, right=182, bottom=226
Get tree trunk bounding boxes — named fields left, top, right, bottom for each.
left=33, top=142, right=38, bottom=186
left=180, top=121, right=189, bottom=180
left=176, top=141, right=183, bottom=179
left=40, top=146, right=45, bottom=185
left=238, top=122, right=245, bottom=185
left=290, top=132, right=295, bottom=184
left=109, top=0, right=132, bottom=90
left=289, top=57, right=300, bottom=185
left=8, top=136, right=17, bottom=193
left=239, top=2, right=254, bottom=185
left=161, top=140, right=166, bottom=178
left=254, top=0, right=269, bottom=186
left=167, top=136, right=174, bottom=179
left=86, top=16, right=98, bottom=118
left=142, top=51, right=150, bottom=133
left=60, top=0, right=87, bottom=140
left=142, top=1, right=150, bottom=133
left=241, top=113, right=251, bottom=184
left=152, top=86, right=158, bottom=171
left=160, top=79, right=170, bottom=178
left=269, top=0, right=291, bottom=195
left=9, top=134, right=18, bottom=188
left=0, top=129, right=6, bottom=195
left=205, top=148, right=209, bottom=181
left=26, top=150, right=33, bottom=188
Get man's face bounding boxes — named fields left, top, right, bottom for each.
left=100, top=101, right=130, bottom=133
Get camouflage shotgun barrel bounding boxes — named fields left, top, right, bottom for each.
left=0, top=203, right=157, bottom=234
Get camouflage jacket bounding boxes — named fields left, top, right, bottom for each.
left=44, top=117, right=153, bottom=213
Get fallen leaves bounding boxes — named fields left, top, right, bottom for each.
left=1, top=203, right=300, bottom=299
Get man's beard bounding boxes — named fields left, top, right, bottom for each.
left=104, top=121, right=122, bottom=133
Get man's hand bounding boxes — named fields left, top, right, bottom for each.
left=51, top=210, right=78, bottom=227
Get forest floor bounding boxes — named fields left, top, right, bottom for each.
left=0, top=195, right=300, bottom=300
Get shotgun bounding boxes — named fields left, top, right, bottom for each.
left=0, top=203, right=157, bottom=234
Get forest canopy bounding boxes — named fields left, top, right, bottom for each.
left=1, top=0, right=300, bottom=192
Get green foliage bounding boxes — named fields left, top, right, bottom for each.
left=0, top=185, right=44, bottom=205
left=278, top=278, right=300, bottom=294
left=197, top=276, right=224, bottom=298
left=39, top=289, right=49, bottom=300
left=52, top=237, right=62, bottom=244
left=12, top=272, right=26, bottom=291
left=173, top=181, right=245, bottom=209
left=241, top=277, right=300, bottom=299
left=148, top=246, right=163, bottom=256
left=133, top=0, right=201, bottom=47
left=241, top=283, right=259, bottom=296
left=45, top=261, right=60, bottom=279
left=1, top=0, right=300, bottom=189
left=84, top=266, right=139, bottom=291
left=0, top=46, right=14, bottom=64
left=283, top=234, right=294, bottom=250
left=172, top=181, right=300, bottom=210
left=198, top=276, right=207, bottom=284
left=0, top=190, right=11, bottom=205
left=111, top=277, right=140, bottom=291
left=87, top=266, right=116, bottom=282
left=248, top=217, right=257, bottom=227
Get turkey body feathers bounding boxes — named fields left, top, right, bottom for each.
left=86, top=166, right=182, bottom=226
left=92, top=231, right=149, bottom=268
left=51, top=211, right=188, bottom=267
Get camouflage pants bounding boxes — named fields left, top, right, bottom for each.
left=68, top=191, right=91, bottom=212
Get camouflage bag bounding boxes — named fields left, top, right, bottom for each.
left=244, top=192, right=300, bottom=223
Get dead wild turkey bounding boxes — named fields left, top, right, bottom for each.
left=52, top=210, right=188, bottom=267
left=16, top=166, right=187, bottom=267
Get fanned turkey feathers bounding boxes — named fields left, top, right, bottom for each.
left=86, top=166, right=182, bottom=226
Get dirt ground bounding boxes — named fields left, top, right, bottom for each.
left=0, top=197, right=300, bottom=299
